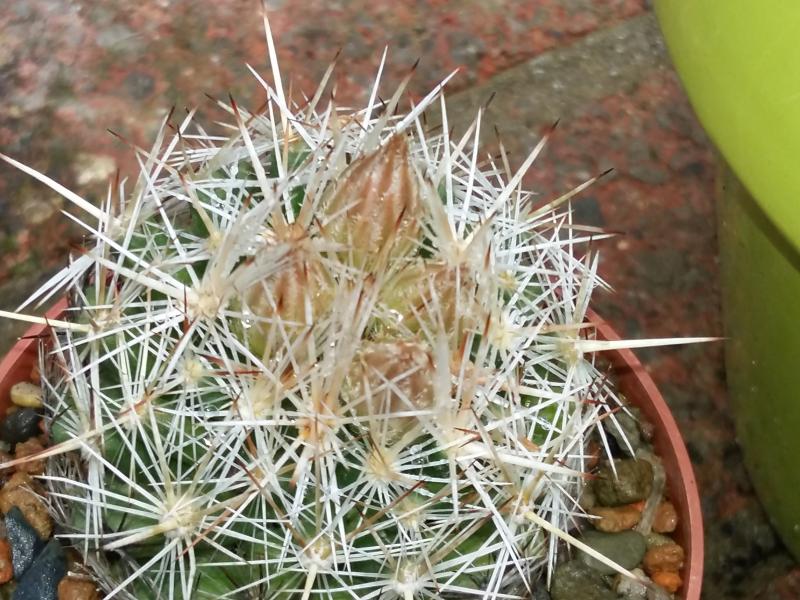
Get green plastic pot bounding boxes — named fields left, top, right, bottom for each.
left=655, top=1, right=800, bottom=557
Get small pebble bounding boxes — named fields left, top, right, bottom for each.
left=0, top=472, right=52, bottom=539
left=0, top=582, right=16, bottom=599
left=642, top=542, right=685, bottom=575
left=580, top=485, right=597, bottom=510
left=551, top=560, right=616, bottom=600
left=0, top=538, right=12, bottom=583
left=645, top=532, right=674, bottom=548
left=616, top=567, right=649, bottom=598
left=652, top=501, right=678, bottom=533
left=531, top=585, right=551, bottom=600
left=14, top=439, right=46, bottom=475
left=647, top=584, right=673, bottom=600
left=57, top=576, right=99, bottom=600
left=651, top=570, right=683, bottom=593
left=9, top=383, right=43, bottom=409
left=578, top=530, right=647, bottom=575
left=29, top=365, right=40, bottom=386
left=593, top=459, right=654, bottom=506
left=0, top=472, right=36, bottom=511
left=0, top=410, right=41, bottom=445
left=14, top=539, right=67, bottom=600
left=605, top=407, right=644, bottom=455
left=590, top=505, right=641, bottom=532
left=0, top=451, right=13, bottom=483
left=5, top=506, right=45, bottom=579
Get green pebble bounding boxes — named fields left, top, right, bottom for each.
left=577, top=529, right=647, bottom=575
left=551, top=560, right=617, bottom=600
left=593, top=459, right=654, bottom=506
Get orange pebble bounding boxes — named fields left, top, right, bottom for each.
left=58, top=576, right=100, bottom=600
left=643, top=542, right=685, bottom=574
left=0, top=539, right=12, bottom=583
left=653, top=501, right=679, bottom=533
left=652, top=570, right=683, bottom=593
left=14, top=438, right=47, bottom=475
left=29, top=363, right=41, bottom=385
left=590, top=505, right=641, bottom=532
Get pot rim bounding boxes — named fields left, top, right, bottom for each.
left=589, top=309, right=704, bottom=600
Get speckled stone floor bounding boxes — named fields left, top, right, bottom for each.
left=0, top=1, right=797, bottom=598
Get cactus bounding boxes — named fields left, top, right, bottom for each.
left=0, top=15, right=711, bottom=600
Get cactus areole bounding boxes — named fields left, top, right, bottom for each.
left=0, top=14, right=710, bottom=600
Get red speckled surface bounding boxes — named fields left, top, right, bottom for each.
left=0, top=1, right=796, bottom=597
left=1, top=1, right=648, bottom=291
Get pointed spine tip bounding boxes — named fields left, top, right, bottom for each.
left=600, top=167, right=614, bottom=178
left=228, top=93, right=243, bottom=120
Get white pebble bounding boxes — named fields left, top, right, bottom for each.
left=617, top=568, right=649, bottom=598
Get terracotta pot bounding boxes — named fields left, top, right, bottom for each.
left=0, top=299, right=68, bottom=420
left=591, top=310, right=704, bottom=600
left=0, top=304, right=703, bottom=598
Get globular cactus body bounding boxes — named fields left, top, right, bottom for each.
left=1, top=25, right=644, bottom=600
